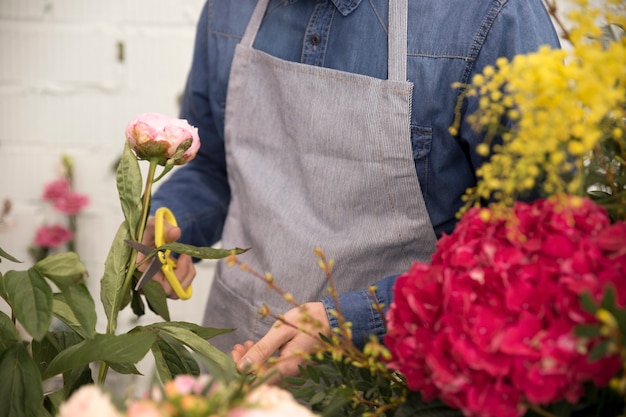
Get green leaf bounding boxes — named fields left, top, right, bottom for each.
left=142, top=280, right=170, bottom=321
left=52, top=297, right=91, bottom=340
left=573, top=324, right=601, bottom=338
left=579, top=291, right=599, bottom=315
left=131, top=287, right=146, bottom=317
left=0, top=272, right=7, bottom=302
left=117, top=141, right=143, bottom=236
left=151, top=321, right=233, bottom=340
left=0, top=343, right=44, bottom=417
left=34, top=253, right=87, bottom=286
left=100, top=221, right=132, bottom=330
left=600, top=285, right=617, bottom=311
left=0, top=311, right=19, bottom=352
left=157, top=325, right=236, bottom=381
left=56, top=284, right=97, bottom=339
left=43, top=390, right=66, bottom=417
left=108, top=361, right=141, bottom=375
left=42, top=331, right=157, bottom=379
left=63, top=365, right=94, bottom=398
left=32, top=331, right=85, bottom=376
left=158, top=243, right=249, bottom=260
left=589, top=339, right=610, bottom=362
left=151, top=332, right=199, bottom=382
left=0, top=247, right=21, bottom=263
left=4, top=269, right=53, bottom=341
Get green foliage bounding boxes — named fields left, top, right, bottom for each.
left=585, top=126, right=626, bottom=222
left=0, top=141, right=241, bottom=417
left=284, top=352, right=459, bottom=417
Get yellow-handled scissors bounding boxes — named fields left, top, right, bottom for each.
left=127, top=207, right=193, bottom=300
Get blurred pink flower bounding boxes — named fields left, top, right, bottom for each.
left=385, top=196, right=625, bottom=417
left=57, top=385, right=122, bottom=417
left=125, top=112, right=200, bottom=166
left=126, top=400, right=165, bottom=417
left=53, top=191, right=89, bottom=215
left=33, top=224, right=73, bottom=248
left=42, top=178, right=70, bottom=201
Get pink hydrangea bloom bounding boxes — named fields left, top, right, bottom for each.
left=42, top=178, right=70, bottom=201
left=385, top=196, right=625, bottom=417
left=125, top=112, right=201, bottom=166
left=33, top=224, right=73, bottom=248
left=53, top=191, right=89, bottom=215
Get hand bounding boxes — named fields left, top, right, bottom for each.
left=231, top=302, right=331, bottom=384
left=138, top=215, right=196, bottom=299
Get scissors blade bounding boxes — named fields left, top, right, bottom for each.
left=124, top=239, right=154, bottom=255
left=135, top=258, right=163, bottom=291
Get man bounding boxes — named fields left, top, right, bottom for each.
left=146, top=0, right=560, bottom=377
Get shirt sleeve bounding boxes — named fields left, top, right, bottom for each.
left=321, top=274, right=398, bottom=351
left=458, top=0, right=561, bottom=173
left=151, top=2, right=231, bottom=250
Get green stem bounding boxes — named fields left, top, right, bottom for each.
left=68, top=215, right=76, bottom=253
left=98, top=158, right=159, bottom=385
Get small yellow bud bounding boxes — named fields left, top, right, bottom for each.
left=596, top=309, right=618, bottom=330
left=476, top=143, right=490, bottom=156
left=479, top=208, right=492, bottom=222
left=225, top=253, right=237, bottom=268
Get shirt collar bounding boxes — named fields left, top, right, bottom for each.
left=330, top=0, right=364, bottom=16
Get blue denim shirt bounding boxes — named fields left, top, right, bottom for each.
left=152, top=0, right=560, bottom=348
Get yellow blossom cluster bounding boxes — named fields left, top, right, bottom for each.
left=456, top=0, right=625, bottom=213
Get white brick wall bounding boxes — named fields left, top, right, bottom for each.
left=0, top=0, right=215, bottom=347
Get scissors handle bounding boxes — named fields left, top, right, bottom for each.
left=154, top=207, right=193, bottom=300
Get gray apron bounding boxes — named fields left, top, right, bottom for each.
left=204, top=0, right=437, bottom=352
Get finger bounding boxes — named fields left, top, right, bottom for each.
left=153, top=254, right=196, bottom=300
left=236, top=323, right=295, bottom=372
left=175, top=254, right=196, bottom=289
left=231, top=340, right=255, bottom=362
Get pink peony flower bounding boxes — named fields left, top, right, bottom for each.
left=33, top=224, right=73, bottom=248
left=385, top=196, right=625, bottom=417
left=42, top=178, right=70, bottom=201
left=53, top=191, right=89, bottom=215
left=125, top=112, right=200, bottom=166
left=57, top=385, right=123, bottom=417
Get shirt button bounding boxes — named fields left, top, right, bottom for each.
left=310, top=33, right=321, bottom=46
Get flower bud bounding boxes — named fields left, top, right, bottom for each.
left=125, top=112, right=200, bottom=166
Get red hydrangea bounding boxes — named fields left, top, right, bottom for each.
left=385, top=196, right=625, bottom=417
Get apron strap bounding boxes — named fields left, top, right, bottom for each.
left=241, top=0, right=270, bottom=48
left=240, top=0, right=408, bottom=82
left=388, top=0, right=408, bottom=82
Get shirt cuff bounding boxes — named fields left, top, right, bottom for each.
left=321, top=274, right=398, bottom=350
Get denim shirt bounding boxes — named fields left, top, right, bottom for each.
left=152, top=0, right=560, bottom=348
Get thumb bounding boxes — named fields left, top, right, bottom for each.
left=165, top=223, right=181, bottom=243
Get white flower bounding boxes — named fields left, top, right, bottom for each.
left=228, top=385, right=318, bottom=417
left=57, top=385, right=122, bottom=417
